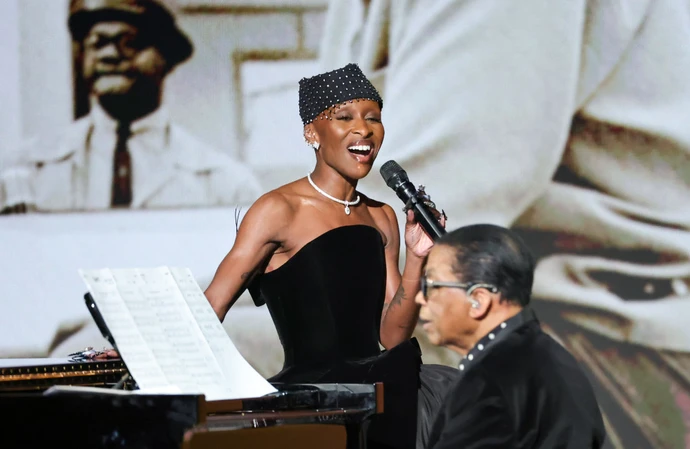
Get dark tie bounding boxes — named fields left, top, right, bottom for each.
left=111, top=121, right=132, bottom=207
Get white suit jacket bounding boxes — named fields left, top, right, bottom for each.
left=319, top=0, right=690, bottom=351
left=0, top=105, right=261, bottom=211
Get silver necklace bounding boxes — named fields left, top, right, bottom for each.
left=307, top=173, right=360, bottom=215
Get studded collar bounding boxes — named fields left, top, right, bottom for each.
left=458, top=307, right=538, bottom=372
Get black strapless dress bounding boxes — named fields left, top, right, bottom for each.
left=249, top=225, right=457, bottom=449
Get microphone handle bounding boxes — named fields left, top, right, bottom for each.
left=411, top=198, right=446, bottom=240
left=395, top=181, right=446, bottom=241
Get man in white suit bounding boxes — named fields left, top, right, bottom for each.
left=318, top=1, right=690, bottom=447
left=0, top=0, right=261, bottom=213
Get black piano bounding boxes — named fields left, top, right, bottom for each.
left=0, top=357, right=383, bottom=449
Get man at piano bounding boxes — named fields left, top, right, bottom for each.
left=417, top=224, right=606, bottom=449
left=0, top=0, right=260, bottom=213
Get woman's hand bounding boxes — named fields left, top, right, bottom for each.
left=404, top=207, right=447, bottom=259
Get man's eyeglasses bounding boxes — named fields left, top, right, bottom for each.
left=420, top=277, right=498, bottom=300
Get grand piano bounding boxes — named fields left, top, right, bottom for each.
left=0, top=357, right=383, bottom=449
left=0, top=289, right=384, bottom=449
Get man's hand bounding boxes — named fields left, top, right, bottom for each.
left=93, top=349, right=119, bottom=360
left=69, top=347, right=120, bottom=361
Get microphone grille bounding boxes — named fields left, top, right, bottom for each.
left=380, top=160, right=407, bottom=187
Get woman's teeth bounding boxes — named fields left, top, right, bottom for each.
left=348, top=145, right=371, bottom=154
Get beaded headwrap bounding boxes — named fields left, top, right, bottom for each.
left=298, top=63, right=383, bottom=125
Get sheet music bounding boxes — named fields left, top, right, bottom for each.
left=79, top=267, right=276, bottom=400
left=167, top=267, right=276, bottom=398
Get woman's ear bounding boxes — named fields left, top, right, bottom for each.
left=304, top=125, right=319, bottom=149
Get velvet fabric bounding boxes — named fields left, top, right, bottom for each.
left=250, top=225, right=455, bottom=449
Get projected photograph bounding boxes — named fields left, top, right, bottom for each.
left=0, top=1, right=688, bottom=447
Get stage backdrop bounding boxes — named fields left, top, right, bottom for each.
left=1, top=1, right=689, bottom=448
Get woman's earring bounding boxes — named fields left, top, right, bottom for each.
left=312, top=142, right=320, bottom=151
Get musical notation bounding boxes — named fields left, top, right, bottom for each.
left=79, top=267, right=276, bottom=401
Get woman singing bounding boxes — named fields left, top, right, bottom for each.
left=205, top=63, right=456, bottom=449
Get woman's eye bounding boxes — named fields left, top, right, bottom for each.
left=336, top=115, right=352, bottom=120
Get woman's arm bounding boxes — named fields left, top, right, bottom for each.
left=205, top=192, right=293, bottom=321
left=379, top=205, right=428, bottom=349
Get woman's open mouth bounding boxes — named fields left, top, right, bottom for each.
left=347, top=141, right=374, bottom=163
left=348, top=144, right=372, bottom=156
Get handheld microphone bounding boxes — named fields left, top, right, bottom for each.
left=380, top=160, right=446, bottom=240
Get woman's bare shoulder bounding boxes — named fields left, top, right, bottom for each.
left=361, top=193, right=399, bottom=237
left=241, top=179, right=311, bottom=227
left=361, top=193, right=395, bottom=216
left=240, top=189, right=294, bottom=232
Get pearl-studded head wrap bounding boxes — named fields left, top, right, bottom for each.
left=298, top=63, right=383, bottom=125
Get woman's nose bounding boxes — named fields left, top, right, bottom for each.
left=352, top=118, right=373, bottom=137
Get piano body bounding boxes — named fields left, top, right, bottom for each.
left=0, top=358, right=383, bottom=449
